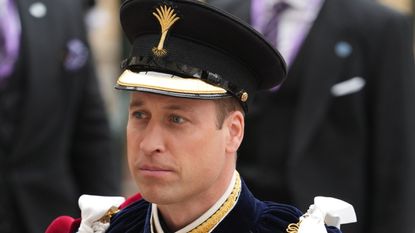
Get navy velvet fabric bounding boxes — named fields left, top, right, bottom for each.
left=107, top=179, right=342, bottom=233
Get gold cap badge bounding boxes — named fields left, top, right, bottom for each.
left=152, top=5, right=180, bottom=57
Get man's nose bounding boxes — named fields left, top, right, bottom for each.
left=139, top=121, right=166, bottom=155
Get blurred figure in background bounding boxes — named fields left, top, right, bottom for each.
left=207, top=0, right=415, bottom=232
left=0, top=0, right=121, bottom=232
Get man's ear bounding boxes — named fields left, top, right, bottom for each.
left=224, top=111, right=244, bottom=154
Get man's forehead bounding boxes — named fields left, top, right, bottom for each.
left=129, top=92, right=212, bottom=111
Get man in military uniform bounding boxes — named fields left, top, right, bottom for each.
left=46, top=0, right=356, bottom=232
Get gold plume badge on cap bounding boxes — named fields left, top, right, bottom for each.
left=152, top=5, right=180, bottom=57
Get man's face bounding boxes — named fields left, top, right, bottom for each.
left=127, top=92, right=238, bottom=206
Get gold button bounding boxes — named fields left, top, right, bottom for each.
left=240, top=92, right=248, bottom=102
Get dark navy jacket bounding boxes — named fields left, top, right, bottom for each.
left=107, top=180, right=341, bottom=233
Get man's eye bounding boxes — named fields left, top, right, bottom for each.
left=170, top=115, right=185, bottom=124
left=132, top=111, right=146, bottom=119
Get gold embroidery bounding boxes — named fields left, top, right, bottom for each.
left=98, top=206, right=120, bottom=223
left=152, top=5, right=180, bottom=57
left=286, top=220, right=301, bottom=233
left=188, top=173, right=242, bottom=233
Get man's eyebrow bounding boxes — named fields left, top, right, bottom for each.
left=129, top=100, right=194, bottom=112
left=163, top=104, right=194, bottom=112
left=129, top=100, right=143, bottom=108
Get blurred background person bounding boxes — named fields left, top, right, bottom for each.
left=0, top=0, right=121, bottom=232
left=206, top=0, right=415, bottom=232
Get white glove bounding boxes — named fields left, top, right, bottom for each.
left=77, top=194, right=125, bottom=233
left=296, top=196, right=357, bottom=233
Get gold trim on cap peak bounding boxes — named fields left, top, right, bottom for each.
left=152, top=5, right=180, bottom=57
left=117, top=70, right=227, bottom=94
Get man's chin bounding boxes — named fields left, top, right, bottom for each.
left=137, top=183, right=172, bottom=203
left=141, top=192, right=176, bottom=205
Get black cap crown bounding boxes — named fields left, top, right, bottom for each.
left=117, top=0, right=286, bottom=112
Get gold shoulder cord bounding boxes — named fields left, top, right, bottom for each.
left=187, top=173, right=242, bottom=233
left=286, top=220, right=301, bottom=233
left=98, top=206, right=121, bottom=223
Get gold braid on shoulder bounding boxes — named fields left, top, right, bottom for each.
left=98, top=206, right=121, bottom=224
left=286, top=220, right=301, bottom=233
